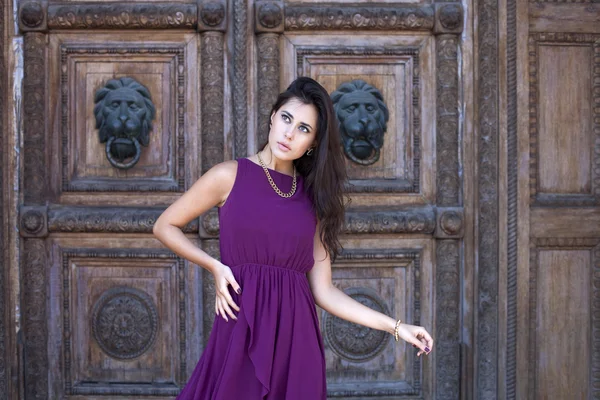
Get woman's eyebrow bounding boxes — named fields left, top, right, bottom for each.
left=282, top=110, right=313, bottom=130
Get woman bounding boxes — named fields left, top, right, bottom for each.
left=153, top=77, right=433, bottom=399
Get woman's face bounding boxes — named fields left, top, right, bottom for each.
left=268, top=98, right=318, bottom=161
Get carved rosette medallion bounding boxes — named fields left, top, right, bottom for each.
left=200, top=2, right=225, bottom=27
left=440, top=210, right=462, bottom=235
left=20, top=2, right=44, bottom=28
left=21, top=210, right=43, bottom=234
left=439, top=4, right=461, bottom=30
left=258, top=2, right=282, bottom=29
left=19, top=206, right=48, bottom=238
left=324, top=287, right=390, bottom=361
left=200, top=208, right=220, bottom=237
left=434, top=3, right=463, bottom=34
left=92, top=287, right=158, bottom=360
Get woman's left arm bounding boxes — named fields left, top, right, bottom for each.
left=307, top=225, right=434, bottom=357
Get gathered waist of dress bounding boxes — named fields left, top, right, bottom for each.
left=229, top=262, right=310, bottom=275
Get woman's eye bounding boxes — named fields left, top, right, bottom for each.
left=299, top=126, right=308, bottom=133
left=282, top=114, right=290, bottom=122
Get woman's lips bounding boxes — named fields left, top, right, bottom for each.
left=277, top=142, right=291, bottom=151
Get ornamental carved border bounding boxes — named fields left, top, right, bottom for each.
left=200, top=206, right=436, bottom=238
left=201, top=32, right=225, bottom=173
left=22, top=32, right=50, bottom=400
left=436, top=35, right=460, bottom=206
left=284, top=5, right=435, bottom=31
left=326, top=249, right=422, bottom=397
left=477, top=0, right=500, bottom=393
left=47, top=3, right=197, bottom=30
left=233, top=0, right=248, bottom=158
left=528, top=33, right=600, bottom=207
left=528, top=238, right=600, bottom=400
left=22, top=239, right=48, bottom=399
left=0, top=0, right=6, bottom=392
left=296, top=46, right=421, bottom=194
left=23, top=33, right=47, bottom=203
left=47, top=205, right=198, bottom=233
left=257, top=33, right=280, bottom=148
left=60, top=45, right=187, bottom=192
left=435, top=240, right=460, bottom=399
left=61, top=249, right=187, bottom=396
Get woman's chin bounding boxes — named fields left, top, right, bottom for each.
left=270, top=146, right=298, bottom=161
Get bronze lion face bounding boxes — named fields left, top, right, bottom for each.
left=94, top=77, right=155, bottom=169
left=331, top=80, right=389, bottom=165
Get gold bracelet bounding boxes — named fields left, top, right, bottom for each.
left=394, top=319, right=402, bottom=342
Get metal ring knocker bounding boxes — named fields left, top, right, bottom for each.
left=105, top=136, right=142, bottom=170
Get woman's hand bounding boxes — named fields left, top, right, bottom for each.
left=396, top=323, right=434, bottom=357
left=211, top=262, right=242, bottom=322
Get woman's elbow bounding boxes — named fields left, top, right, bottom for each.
left=152, top=216, right=168, bottom=239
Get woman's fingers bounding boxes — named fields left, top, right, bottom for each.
left=215, top=297, right=227, bottom=321
left=227, top=276, right=242, bottom=296
left=219, top=286, right=240, bottom=312
left=221, top=299, right=238, bottom=321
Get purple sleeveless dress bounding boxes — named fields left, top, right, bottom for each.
left=176, top=158, right=327, bottom=399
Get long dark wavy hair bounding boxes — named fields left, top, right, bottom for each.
left=262, top=77, right=348, bottom=262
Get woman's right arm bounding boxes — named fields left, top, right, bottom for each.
left=153, top=160, right=242, bottom=321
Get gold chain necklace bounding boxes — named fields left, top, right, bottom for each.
left=257, top=153, right=297, bottom=198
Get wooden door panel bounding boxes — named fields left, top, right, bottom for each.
left=530, top=34, right=597, bottom=204
left=323, top=239, right=433, bottom=398
left=281, top=33, right=436, bottom=207
left=528, top=241, right=598, bottom=400
left=47, top=236, right=204, bottom=397
left=47, top=33, right=200, bottom=201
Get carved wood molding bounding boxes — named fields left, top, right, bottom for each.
left=59, top=45, right=187, bottom=193
left=343, top=208, right=436, bottom=235
left=22, top=239, right=49, bottom=398
left=46, top=3, right=197, bottom=30
left=201, top=32, right=225, bottom=173
left=21, top=31, right=50, bottom=399
left=61, top=248, right=186, bottom=395
left=436, top=35, right=460, bottom=206
left=528, top=33, right=600, bottom=207
left=200, top=206, right=436, bottom=238
left=435, top=240, right=460, bottom=398
left=528, top=238, right=600, bottom=399
left=0, top=0, right=7, bottom=393
left=477, top=0, right=500, bottom=393
left=285, top=4, right=435, bottom=32
left=23, top=33, right=47, bottom=203
left=257, top=33, right=280, bottom=148
left=233, top=0, right=248, bottom=158
left=45, top=205, right=198, bottom=233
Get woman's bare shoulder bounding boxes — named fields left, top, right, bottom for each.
left=207, top=159, right=238, bottom=180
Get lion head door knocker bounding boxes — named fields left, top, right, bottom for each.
left=94, top=77, right=156, bottom=170
left=331, top=80, right=390, bottom=166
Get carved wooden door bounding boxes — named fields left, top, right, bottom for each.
left=16, top=0, right=465, bottom=399
left=512, top=2, right=600, bottom=399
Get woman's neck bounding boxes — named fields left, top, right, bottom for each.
left=257, top=150, right=295, bottom=176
